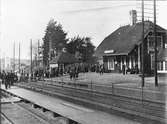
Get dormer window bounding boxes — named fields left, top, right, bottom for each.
left=147, top=35, right=163, bottom=48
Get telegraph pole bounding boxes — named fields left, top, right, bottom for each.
left=30, top=39, right=33, bottom=79
left=0, top=50, right=1, bottom=72
left=49, top=37, right=52, bottom=69
left=13, top=42, right=15, bottom=72
left=141, top=0, right=145, bottom=87
left=38, top=40, right=40, bottom=67
left=18, top=42, right=21, bottom=73
left=154, top=0, right=158, bottom=86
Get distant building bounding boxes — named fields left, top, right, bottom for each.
left=0, top=57, right=12, bottom=71
left=14, top=59, right=31, bottom=73
left=0, top=56, right=31, bottom=72
left=95, top=11, right=166, bottom=74
left=49, top=51, right=78, bottom=70
left=0, top=58, right=5, bottom=71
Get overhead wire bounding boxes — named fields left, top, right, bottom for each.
left=63, top=3, right=137, bottom=14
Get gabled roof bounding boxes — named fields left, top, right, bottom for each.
left=158, top=48, right=167, bottom=61
left=50, top=52, right=78, bottom=64
left=95, top=21, right=166, bottom=57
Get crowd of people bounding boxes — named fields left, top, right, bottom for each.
left=28, top=63, right=105, bottom=81
left=122, top=64, right=139, bottom=75
left=0, top=62, right=140, bottom=85
left=0, top=70, right=18, bottom=89
left=48, top=63, right=105, bottom=80
left=0, top=63, right=140, bottom=88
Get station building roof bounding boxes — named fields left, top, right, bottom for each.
left=95, top=21, right=166, bottom=58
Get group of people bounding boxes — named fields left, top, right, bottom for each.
left=85, top=64, right=105, bottom=74
left=0, top=70, right=18, bottom=89
left=67, top=64, right=105, bottom=79
left=48, top=63, right=105, bottom=80
left=68, top=65, right=79, bottom=80
left=122, top=64, right=139, bottom=75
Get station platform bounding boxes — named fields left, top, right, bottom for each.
left=0, top=85, right=140, bottom=124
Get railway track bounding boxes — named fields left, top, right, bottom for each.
left=16, top=81, right=167, bottom=123
left=17, top=81, right=165, bottom=106
left=21, top=80, right=165, bottom=104
left=1, top=103, right=52, bottom=124
left=1, top=90, right=50, bottom=124
left=1, top=112, right=14, bottom=124
left=1, top=89, right=78, bottom=124
left=48, top=79, right=166, bottom=104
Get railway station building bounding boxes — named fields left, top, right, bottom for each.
left=95, top=20, right=167, bottom=74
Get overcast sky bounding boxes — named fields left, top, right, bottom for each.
left=1, top=0, right=167, bottom=59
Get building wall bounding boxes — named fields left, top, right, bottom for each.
left=104, top=55, right=129, bottom=73
left=146, top=31, right=166, bottom=73
left=103, top=43, right=152, bottom=74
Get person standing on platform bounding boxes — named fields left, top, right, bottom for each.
left=10, top=71, right=14, bottom=86
left=4, top=79, right=8, bottom=89
left=99, top=64, right=104, bottom=75
left=5, top=72, right=9, bottom=89
left=3, top=72, right=8, bottom=89
left=17, top=72, right=21, bottom=82
left=14, top=72, right=18, bottom=83
left=2, top=70, right=6, bottom=84
left=8, top=72, right=11, bottom=88
left=122, top=64, right=126, bottom=75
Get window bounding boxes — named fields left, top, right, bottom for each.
left=108, top=58, right=114, bottom=70
left=165, top=61, right=167, bottom=71
left=147, top=36, right=163, bottom=48
left=158, top=62, right=160, bottom=70
left=150, top=54, right=154, bottom=70
left=161, top=61, right=163, bottom=70
left=158, top=61, right=163, bottom=70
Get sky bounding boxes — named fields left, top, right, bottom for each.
left=1, top=0, right=167, bottom=59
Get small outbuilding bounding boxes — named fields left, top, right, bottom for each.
left=157, top=48, right=167, bottom=74
left=49, top=51, right=78, bottom=74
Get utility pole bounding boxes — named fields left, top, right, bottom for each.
left=30, top=39, right=33, bottom=79
left=49, top=37, right=52, bottom=69
left=0, top=50, right=1, bottom=72
left=141, top=0, right=145, bottom=87
left=38, top=40, right=40, bottom=67
left=19, top=42, right=21, bottom=73
left=13, top=42, right=15, bottom=72
left=154, top=0, right=158, bottom=86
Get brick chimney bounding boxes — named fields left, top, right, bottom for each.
left=130, top=10, right=137, bottom=26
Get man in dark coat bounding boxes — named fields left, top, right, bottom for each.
left=122, top=64, right=126, bottom=75
left=10, top=71, right=15, bottom=86
left=1, top=71, right=6, bottom=84
left=5, top=72, right=10, bottom=89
